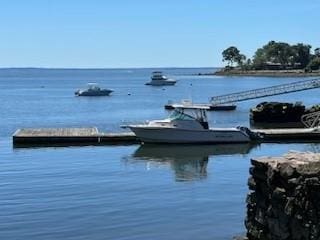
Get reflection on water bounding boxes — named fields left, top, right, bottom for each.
left=307, top=143, right=320, bottom=153
left=127, top=143, right=257, bottom=182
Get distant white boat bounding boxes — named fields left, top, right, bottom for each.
left=145, top=71, right=176, bottom=86
left=75, top=83, right=113, bottom=96
left=126, top=105, right=254, bottom=144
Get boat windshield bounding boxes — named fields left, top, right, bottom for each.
left=88, top=84, right=100, bottom=90
left=168, top=109, right=207, bottom=121
left=169, top=110, right=194, bottom=121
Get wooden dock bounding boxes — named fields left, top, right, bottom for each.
left=13, top=128, right=138, bottom=146
left=12, top=127, right=320, bottom=147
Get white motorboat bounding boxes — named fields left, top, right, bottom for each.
left=75, top=83, right=113, bottom=96
left=145, top=71, right=176, bottom=86
left=127, top=105, right=255, bottom=143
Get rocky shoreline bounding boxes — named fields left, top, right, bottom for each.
left=246, top=151, right=320, bottom=240
left=199, top=69, right=320, bottom=77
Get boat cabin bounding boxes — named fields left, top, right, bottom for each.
left=151, top=71, right=167, bottom=80
left=168, top=106, right=209, bottom=129
left=87, top=83, right=101, bottom=91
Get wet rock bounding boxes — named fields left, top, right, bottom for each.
left=279, top=162, right=296, bottom=179
left=248, top=176, right=256, bottom=190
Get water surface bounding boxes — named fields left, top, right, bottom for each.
left=0, top=68, right=318, bottom=239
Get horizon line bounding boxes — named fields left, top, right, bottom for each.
left=0, top=66, right=220, bottom=70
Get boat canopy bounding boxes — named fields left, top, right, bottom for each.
left=168, top=107, right=208, bottom=122
left=86, top=83, right=101, bottom=90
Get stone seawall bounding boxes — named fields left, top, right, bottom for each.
left=246, top=151, right=320, bottom=240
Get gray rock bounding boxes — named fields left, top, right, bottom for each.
left=246, top=152, right=320, bottom=240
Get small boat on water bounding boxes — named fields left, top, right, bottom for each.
left=126, top=105, right=256, bottom=144
left=75, top=83, right=113, bottom=96
left=145, top=71, right=177, bottom=86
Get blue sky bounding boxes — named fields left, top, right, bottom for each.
left=0, top=0, right=319, bottom=68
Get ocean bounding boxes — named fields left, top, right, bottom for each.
left=0, top=68, right=318, bottom=239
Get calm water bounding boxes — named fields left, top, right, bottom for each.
left=0, top=68, right=319, bottom=239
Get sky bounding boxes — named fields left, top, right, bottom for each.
left=0, top=0, right=319, bottom=68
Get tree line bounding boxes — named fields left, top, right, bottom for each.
left=222, top=41, right=320, bottom=71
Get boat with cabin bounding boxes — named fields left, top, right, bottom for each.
left=126, top=105, right=255, bottom=143
left=145, top=71, right=177, bottom=86
left=75, top=83, right=113, bottom=96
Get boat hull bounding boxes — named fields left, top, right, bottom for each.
left=129, top=126, right=250, bottom=143
left=145, top=80, right=176, bottom=86
left=75, top=90, right=113, bottom=96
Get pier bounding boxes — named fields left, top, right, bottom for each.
left=12, top=127, right=320, bottom=147
left=166, top=78, right=320, bottom=112
left=13, top=128, right=138, bottom=146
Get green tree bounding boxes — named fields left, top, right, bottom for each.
left=241, top=58, right=252, bottom=71
left=222, top=46, right=246, bottom=67
left=264, top=41, right=292, bottom=67
left=291, top=43, right=312, bottom=68
left=236, top=54, right=246, bottom=66
left=252, top=41, right=299, bottom=69
left=252, top=47, right=268, bottom=69
left=307, top=57, right=320, bottom=70
left=315, top=48, right=320, bottom=57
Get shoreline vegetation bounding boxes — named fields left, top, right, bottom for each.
left=208, top=40, right=320, bottom=77
left=206, top=69, right=320, bottom=77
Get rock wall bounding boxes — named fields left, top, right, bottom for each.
left=246, top=151, right=320, bottom=240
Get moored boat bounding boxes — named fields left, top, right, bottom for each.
left=127, top=105, right=255, bottom=144
left=145, top=71, right=177, bottom=86
left=75, top=83, right=113, bottom=96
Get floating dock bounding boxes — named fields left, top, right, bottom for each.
left=12, top=127, right=320, bottom=147
left=164, top=103, right=236, bottom=111
left=13, top=128, right=138, bottom=146
left=253, top=128, right=320, bottom=142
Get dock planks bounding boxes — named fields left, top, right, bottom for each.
left=13, top=128, right=99, bottom=137
left=12, top=127, right=320, bottom=147
left=13, top=128, right=138, bottom=146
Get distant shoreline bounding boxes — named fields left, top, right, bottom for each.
left=200, top=69, right=320, bottom=77
left=0, top=67, right=216, bottom=71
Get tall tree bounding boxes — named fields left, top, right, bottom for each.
left=253, top=41, right=294, bottom=69
left=222, top=46, right=246, bottom=67
left=291, top=43, right=312, bottom=68
left=265, top=41, right=292, bottom=67
left=252, top=47, right=268, bottom=69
